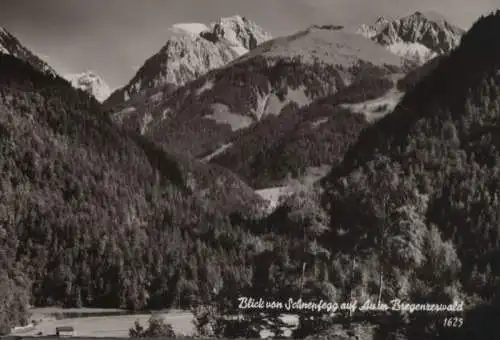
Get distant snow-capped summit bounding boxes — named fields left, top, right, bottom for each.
left=0, top=26, right=57, bottom=76
left=105, top=15, right=272, bottom=107
left=357, top=11, right=464, bottom=64
left=66, top=71, right=111, bottom=102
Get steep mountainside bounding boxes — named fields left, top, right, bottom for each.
left=208, top=75, right=402, bottom=188
left=358, top=11, right=464, bottom=65
left=396, top=54, right=445, bottom=91
left=309, top=10, right=500, bottom=339
left=0, top=54, right=267, bottom=330
left=66, top=71, right=112, bottom=102
left=115, top=25, right=403, bottom=159
left=0, top=26, right=57, bottom=76
left=105, top=15, right=271, bottom=107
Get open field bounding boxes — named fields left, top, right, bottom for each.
left=255, top=186, right=294, bottom=212
left=30, top=308, right=126, bottom=315
left=9, top=308, right=299, bottom=338
left=11, top=309, right=195, bottom=338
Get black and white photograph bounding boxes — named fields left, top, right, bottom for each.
left=0, top=0, right=499, bottom=339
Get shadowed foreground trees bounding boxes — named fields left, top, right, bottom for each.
left=0, top=53, right=262, bottom=331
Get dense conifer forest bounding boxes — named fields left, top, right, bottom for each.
left=316, top=9, right=500, bottom=339
left=0, top=54, right=264, bottom=332
left=197, top=10, right=500, bottom=340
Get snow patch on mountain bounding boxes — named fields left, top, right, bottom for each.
left=357, top=11, right=464, bottom=64
left=340, top=87, right=404, bottom=122
left=66, top=71, right=112, bottom=102
left=252, top=85, right=312, bottom=118
left=285, top=87, right=311, bottom=107
left=204, top=103, right=254, bottom=131
left=387, top=42, right=437, bottom=63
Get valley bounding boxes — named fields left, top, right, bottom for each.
left=10, top=308, right=195, bottom=338
left=1, top=4, right=500, bottom=340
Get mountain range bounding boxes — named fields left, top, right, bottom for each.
left=104, top=11, right=463, bottom=178
left=3, top=8, right=499, bottom=340
left=113, top=25, right=403, bottom=158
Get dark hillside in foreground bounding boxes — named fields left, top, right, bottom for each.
left=396, top=55, right=445, bottom=91
left=313, top=9, right=500, bottom=339
left=0, top=54, right=266, bottom=332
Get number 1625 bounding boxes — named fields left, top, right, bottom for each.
left=443, top=317, right=463, bottom=328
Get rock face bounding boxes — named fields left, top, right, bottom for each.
left=66, top=71, right=112, bottom=102
left=357, top=11, right=464, bottom=64
left=105, top=15, right=272, bottom=107
left=0, top=26, right=57, bottom=76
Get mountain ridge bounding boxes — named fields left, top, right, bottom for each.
left=0, top=26, right=57, bottom=76
left=357, top=10, right=464, bottom=64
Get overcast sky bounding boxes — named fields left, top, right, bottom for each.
left=0, top=0, right=497, bottom=89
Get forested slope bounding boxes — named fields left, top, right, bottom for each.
left=212, top=10, right=500, bottom=340
left=210, top=76, right=393, bottom=188
left=0, top=54, right=265, bottom=332
left=314, top=10, right=500, bottom=339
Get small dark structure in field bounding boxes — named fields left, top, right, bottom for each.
left=55, top=326, right=75, bottom=337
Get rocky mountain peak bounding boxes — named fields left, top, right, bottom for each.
left=66, top=70, right=112, bottom=102
left=358, top=11, right=464, bottom=64
left=210, top=15, right=272, bottom=50
left=105, top=15, right=272, bottom=107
